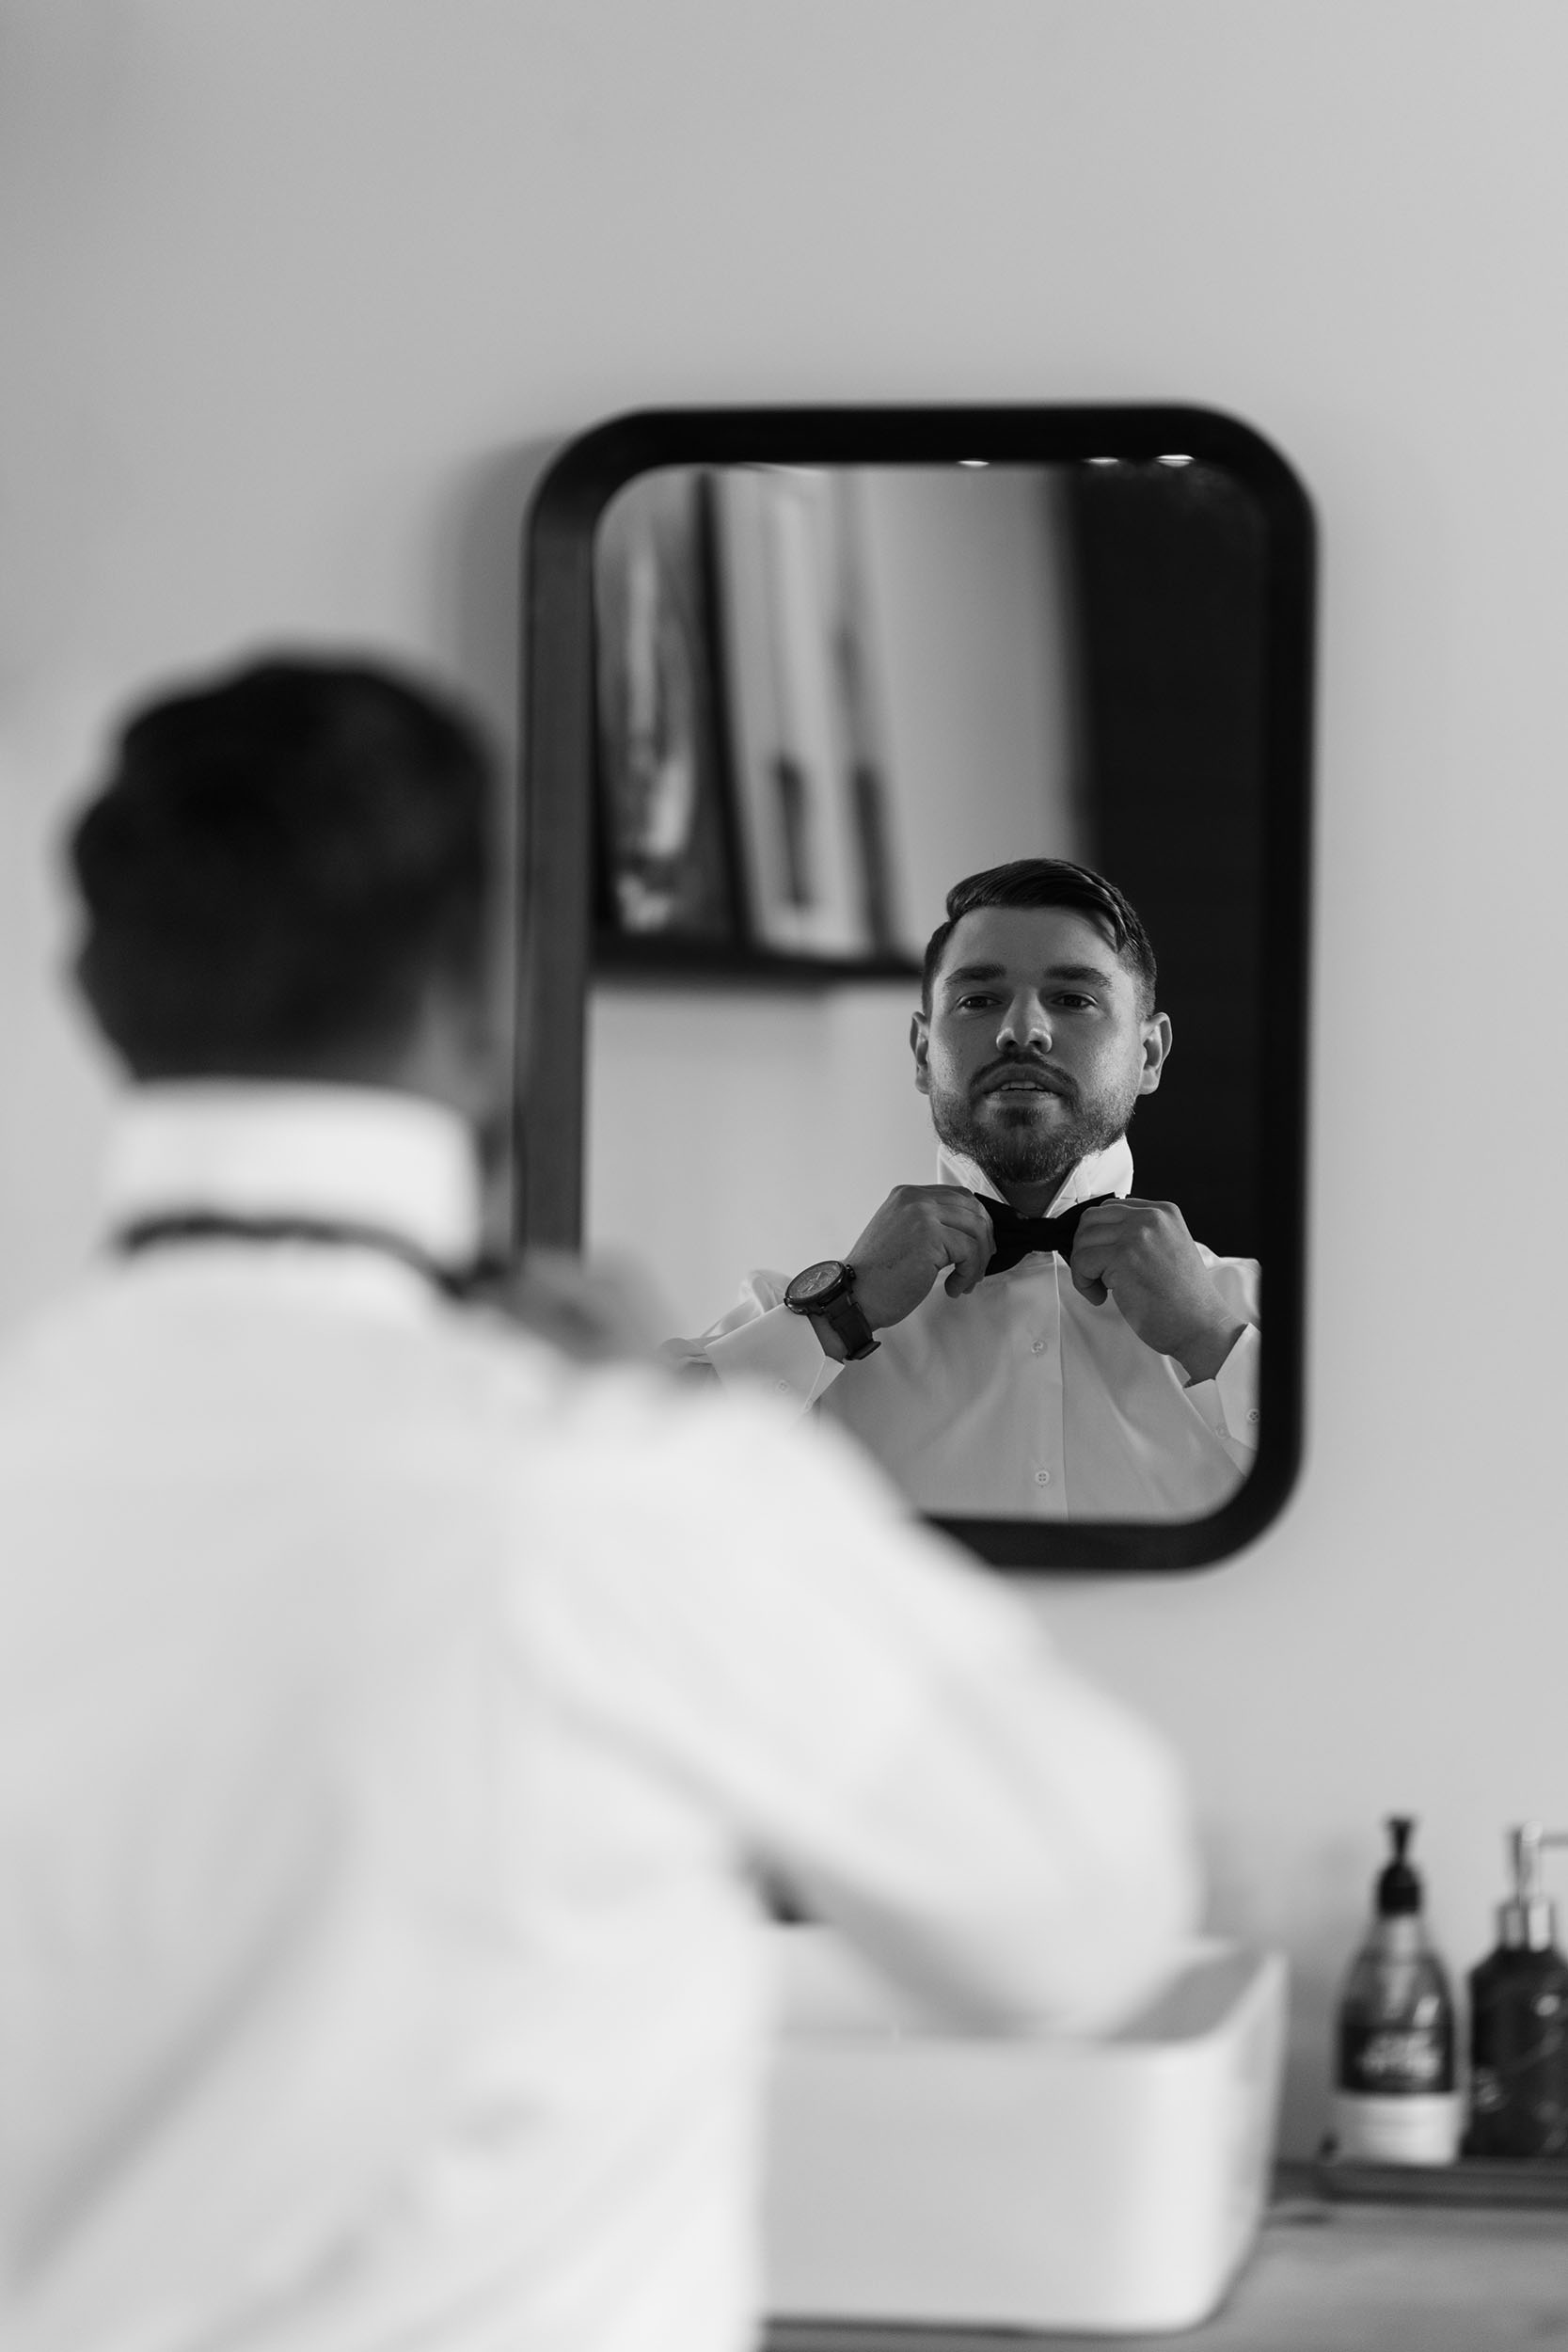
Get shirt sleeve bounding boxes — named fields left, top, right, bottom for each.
left=1179, top=1255, right=1261, bottom=1465
left=1181, top=1321, right=1261, bottom=1458
left=658, top=1274, right=845, bottom=1414
left=516, top=1375, right=1201, bottom=2040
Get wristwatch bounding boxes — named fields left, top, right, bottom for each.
left=784, top=1259, right=880, bottom=1360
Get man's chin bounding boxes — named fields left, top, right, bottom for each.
left=958, top=1115, right=1118, bottom=1193
left=931, top=1092, right=1118, bottom=1190
left=982, top=1100, right=1066, bottom=1127
left=985, top=1154, right=1077, bottom=1192
left=972, top=1098, right=1072, bottom=1149
left=961, top=1124, right=1079, bottom=1193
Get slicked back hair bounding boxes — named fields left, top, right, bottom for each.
left=70, top=653, right=493, bottom=1079
left=921, top=858, right=1158, bottom=1017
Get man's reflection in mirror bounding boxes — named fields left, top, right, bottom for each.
left=664, top=860, right=1259, bottom=1518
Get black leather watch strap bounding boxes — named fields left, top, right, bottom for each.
left=807, top=1285, right=879, bottom=1362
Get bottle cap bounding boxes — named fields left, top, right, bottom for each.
left=1499, top=1822, right=1568, bottom=1950
left=1375, top=1816, right=1422, bottom=1916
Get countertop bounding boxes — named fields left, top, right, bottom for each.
left=765, top=2167, right=1568, bottom=2350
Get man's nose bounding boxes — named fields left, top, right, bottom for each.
left=996, top=992, right=1052, bottom=1052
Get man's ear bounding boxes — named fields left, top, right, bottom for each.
left=911, top=1008, right=931, bottom=1096
left=1137, top=1010, right=1173, bottom=1097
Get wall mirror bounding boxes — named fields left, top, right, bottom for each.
left=518, top=407, right=1313, bottom=1570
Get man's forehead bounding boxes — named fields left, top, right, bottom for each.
left=938, top=901, right=1127, bottom=982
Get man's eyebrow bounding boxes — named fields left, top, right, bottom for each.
left=1043, top=961, right=1118, bottom=987
left=942, top=960, right=1118, bottom=988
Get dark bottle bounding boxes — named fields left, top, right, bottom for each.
left=1465, top=1823, right=1568, bottom=2159
left=1333, top=1816, right=1460, bottom=2165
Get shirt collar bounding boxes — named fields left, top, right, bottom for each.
left=103, top=1082, right=484, bottom=1269
left=934, top=1131, right=1134, bottom=1215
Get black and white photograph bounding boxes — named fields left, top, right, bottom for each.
left=1, top=7, right=1564, bottom=2350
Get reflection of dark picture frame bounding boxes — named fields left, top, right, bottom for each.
left=593, top=468, right=739, bottom=944
left=710, top=467, right=879, bottom=960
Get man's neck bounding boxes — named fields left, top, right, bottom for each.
left=105, top=1080, right=485, bottom=1269
left=991, top=1171, right=1078, bottom=1216
left=935, top=1134, right=1133, bottom=1217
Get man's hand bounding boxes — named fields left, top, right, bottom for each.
left=839, top=1184, right=1000, bottom=1339
left=1068, top=1199, right=1249, bottom=1385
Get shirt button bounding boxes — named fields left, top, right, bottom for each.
left=1035, top=1469, right=1053, bottom=1486
left=776, top=1381, right=791, bottom=1393
left=1031, top=1339, right=1046, bottom=1356
left=1246, top=1409, right=1260, bottom=1425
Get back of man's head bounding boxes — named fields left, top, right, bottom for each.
left=70, top=654, right=493, bottom=1084
left=921, top=857, right=1158, bottom=1016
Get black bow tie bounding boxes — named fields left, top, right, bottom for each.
left=978, top=1192, right=1117, bottom=1275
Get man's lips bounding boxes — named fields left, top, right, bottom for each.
left=976, top=1064, right=1073, bottom=1100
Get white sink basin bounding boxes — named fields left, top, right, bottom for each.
left=763, top=1931, right=1287, bottom=2335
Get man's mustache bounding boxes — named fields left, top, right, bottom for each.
left=974, top=1057, right=1078, bottom=1101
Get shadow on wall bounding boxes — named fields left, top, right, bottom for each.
left=431, top=435, right=566, bottom=1257
left=432, top=435, right=567, bottom=752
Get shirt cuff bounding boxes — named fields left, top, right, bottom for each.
left=1183, top=1322, right=1261, bottom=1449
left=706, top=1302, right=846, bottom=1411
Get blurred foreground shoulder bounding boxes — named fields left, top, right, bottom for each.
left=500, top=1359, right=1201, bottom=2037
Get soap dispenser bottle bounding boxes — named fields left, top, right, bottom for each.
left=1465, top=1823, right=1568, bottom=2157
left=1333, top=1816, right=1460, bottom=2165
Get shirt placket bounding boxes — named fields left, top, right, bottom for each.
left=1022, top=1259, right=1068, bottom=1511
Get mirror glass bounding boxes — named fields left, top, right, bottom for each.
left=520, top=410, right=1312, bottom=1570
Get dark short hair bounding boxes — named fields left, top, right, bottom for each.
left=69, top=653, right=493, bottom=1078
left=921, top=857, right=1158, bottom=1016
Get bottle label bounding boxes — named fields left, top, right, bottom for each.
left=1465, top=1965, right=1568, bottom=2155
left=1334, top=2091, right=1462, bottom=2166
left=1338, top=2021, right=1453, bottom=2094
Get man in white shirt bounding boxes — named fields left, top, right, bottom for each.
left=671, top=860, right=1260, bottom=1521
left=0, top=657, right=1197, bottom=2352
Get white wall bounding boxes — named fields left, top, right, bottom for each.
left=587, top=981, right=937, bottom=1335
left=4, top=0, right=1566, bottom=2154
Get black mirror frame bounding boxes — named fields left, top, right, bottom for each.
left=517, top=404, right=1314, bottom=1573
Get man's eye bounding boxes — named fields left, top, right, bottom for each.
left=954, top=993, right=996, bottom=1010
left=1053, top=994, right=1095, bottom=1010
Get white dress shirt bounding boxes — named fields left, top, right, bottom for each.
left=673, top=1138, right=1261, bottom=1520
left=0, top=1082, right=1196, bottom=2352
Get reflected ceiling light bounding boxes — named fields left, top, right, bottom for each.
left=1086, top=456, right=1118, bottom=466
left=958, top=458, right=989, bottom=469
left=1158, top=453, right=1194, bottom=467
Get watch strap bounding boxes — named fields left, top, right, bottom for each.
left=807, top=1283, right=879, bottom=1362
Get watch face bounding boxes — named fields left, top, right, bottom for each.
left=788, top=1260, right=847, bottom=1307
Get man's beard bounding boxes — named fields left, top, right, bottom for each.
left=927, top=1065, right=1139, bottom=1196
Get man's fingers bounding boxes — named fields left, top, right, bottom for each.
left=848, top=1186, right=1001, bottom=1328
left=1067, top=1222, right=1117, bottom=1278
left=860, top=1186, right=994, bottom=1264
left=1069, top=1253, right=1112, bottom=1305
left=1068, top=1198, right=1206, bottom=1319
left=1072, top=1200, right=1138, bottom=1245
left=1069, top=1207, right=1137, bottom=1305
left=942, top=1200, right=999, bottom=1294
left=886, top=1194, right=992, bottom=1297
left=943, top=1235, right=991, bottom=1296
left=942, top=1235, right=992, bottom=1296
